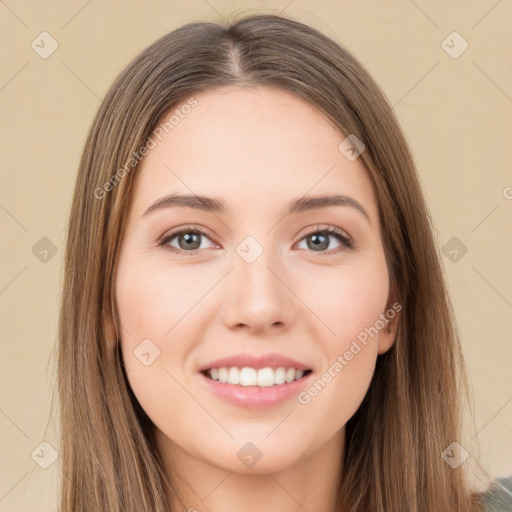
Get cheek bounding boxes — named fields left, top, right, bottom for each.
left=296, top=258, right=389, bottom=345
left=115, top=260, right=203, bottom=439
left=115, top=257, right=211, bottom=338
left=115, top=255, right=216, bottom=413
left=293, top=261, right=387, bottom=416
left=296, top=345, right=376, bottom=449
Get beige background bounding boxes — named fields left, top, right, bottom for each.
left=1, top=1, right=511, bottom=510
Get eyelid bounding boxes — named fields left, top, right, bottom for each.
left=299, top=224, right=351, bottom=242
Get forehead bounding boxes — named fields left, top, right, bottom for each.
left=131, top=86, right=378, bottom=220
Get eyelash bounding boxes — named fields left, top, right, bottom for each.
left=157, top=225, right=353, bottom=256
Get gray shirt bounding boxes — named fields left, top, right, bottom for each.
left=480, top=475, right=512, bottom=511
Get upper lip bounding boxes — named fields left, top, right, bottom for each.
left=198, top=352, right=312, bottom=372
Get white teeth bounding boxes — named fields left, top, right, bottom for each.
left=285, top=368, right=295, bottom=383
left=228, top=367, right=240, bottom=385
left=257, top=367, right=274, bottom=387
left=207, top=366, right=308, bottom=386
left=240, top=367, right=257, bottom=386
left=274, top=367, right=286, bottom=385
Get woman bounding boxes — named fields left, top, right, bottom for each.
left=57, top=12, right=503, bottom=511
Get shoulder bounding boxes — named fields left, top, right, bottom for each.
left=479, top=474, right=512, bottom=512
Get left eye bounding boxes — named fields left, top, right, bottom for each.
left=296, top=227, right=351, bottom=253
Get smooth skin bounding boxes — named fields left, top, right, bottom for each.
left=106, top=86, right=400, bottom=512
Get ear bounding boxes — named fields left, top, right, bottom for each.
left=102, top=306, right=118, bottom=351
left=377, top=291, right=402, bottom=355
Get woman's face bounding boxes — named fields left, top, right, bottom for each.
left=111, top=86, right=399, bottom=475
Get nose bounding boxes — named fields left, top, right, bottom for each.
left=220, top=246, right=295, bottom=334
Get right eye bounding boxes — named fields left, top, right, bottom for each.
left=159, top=227, right=218, bottom=255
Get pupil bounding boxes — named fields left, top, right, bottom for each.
left=308, top=233, right=328, bottom=251
left=180, top=233, right=201, bottom=250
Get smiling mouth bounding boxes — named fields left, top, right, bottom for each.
left=201, top=367, right=313, bottom=387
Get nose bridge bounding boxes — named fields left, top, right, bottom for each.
left=221, top=234, right=293, bottom=331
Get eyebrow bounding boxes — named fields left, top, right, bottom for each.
left=142, top=193, right=371, bottom=223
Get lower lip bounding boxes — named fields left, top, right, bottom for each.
left=199, top=371, right=313, bottom=409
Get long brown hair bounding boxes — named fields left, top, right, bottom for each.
left=57, top=12, right=484, bottom=511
